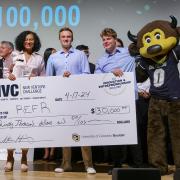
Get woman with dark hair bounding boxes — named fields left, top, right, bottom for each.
left=5, top=31, right=45, bottom=172
left=42, top=47, right=56, bottom=161
left=43, top=48, right=56, bottom=69
left=8, top=30, right=44, bottom=80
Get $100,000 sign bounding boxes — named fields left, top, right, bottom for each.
left=0, top=73, right=137, bottom=148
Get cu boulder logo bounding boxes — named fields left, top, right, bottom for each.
left=72, top=133, right=80, bottom=142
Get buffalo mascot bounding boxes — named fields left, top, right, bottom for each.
left=128, top=16, right=180, bottom=175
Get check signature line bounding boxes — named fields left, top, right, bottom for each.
left=0, top=140, right=53, bottom=144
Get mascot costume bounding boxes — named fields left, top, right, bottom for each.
left=128, top=16, right=180, bottom=175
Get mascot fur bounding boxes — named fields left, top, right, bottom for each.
left=128, top=16, right=180, bottom=175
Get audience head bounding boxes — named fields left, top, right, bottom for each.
left=76, top=44, right=89, bottom=58
left=116, top=38, right=124, bottom=47
left=43, top=48, right=56, bottom=68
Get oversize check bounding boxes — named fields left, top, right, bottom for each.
left=0, top=73, right=137, bottom=148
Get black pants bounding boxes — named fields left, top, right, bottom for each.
left=109, top=100, right=145, bottom=167
left=136, top=97, right=149, bottom=164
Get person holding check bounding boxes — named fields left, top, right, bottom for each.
left=46, top=27, right=96, bottom=174
left=5, top=30, right=45, bottom=172
left=95, top=28, right=143, bottom=175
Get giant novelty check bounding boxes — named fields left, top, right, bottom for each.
left=0, top=73, right=137, bottom=148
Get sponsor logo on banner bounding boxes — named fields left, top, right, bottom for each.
left=0, top=84, right=19, bottom=97
left=98, top=74, right=131, bottom=96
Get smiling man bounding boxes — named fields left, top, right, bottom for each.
left=46, top=27, right=90, bottom=76
left=95, top=28, right=135, bottom=76
left=46, top=27, right=96, bottom=174
left=95, top=28, right=143, bottom=175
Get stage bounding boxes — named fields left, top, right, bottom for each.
left=0, top=161, right=174, bottom=180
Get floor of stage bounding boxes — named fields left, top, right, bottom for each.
left=0, top=160, right=174, bottom=180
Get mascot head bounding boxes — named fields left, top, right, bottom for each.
left=128, top=16, right=180, bottom=64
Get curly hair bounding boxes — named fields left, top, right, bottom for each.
left=15, top=31, right=41, bottom=52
